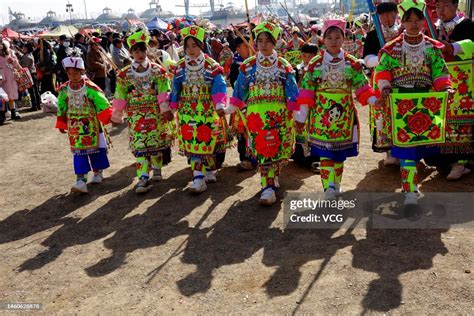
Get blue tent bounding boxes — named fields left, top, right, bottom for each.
left=146, top=17, right=168, bottom=30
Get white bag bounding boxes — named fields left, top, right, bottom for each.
left=0, top=87, right=8, bottom=101
left=41, top=91, right=58, bottom=113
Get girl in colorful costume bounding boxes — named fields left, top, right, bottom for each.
left=229, top=21, right=299, bottom=205
left=297, top=19, right=378, bottom=200
left=375, top=0, right=452, bottom=205
left=170, top=26, right=228, bottom=194
left=56, top=48, right=112, bottom=193
left=112, top=30, right=173, bottom=194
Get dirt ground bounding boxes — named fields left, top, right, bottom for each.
left=0, top=105, right=472, bottom=315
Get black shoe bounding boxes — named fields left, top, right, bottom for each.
left=10, top=109, right=21, bottom=120
left=0, top=111, right=5, bottom=125
left=27, top=107, right=39, bottom=112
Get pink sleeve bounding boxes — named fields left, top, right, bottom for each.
left=230, top=97, right=246, bottom=109
left=287, top=100, right=300, bottom=111
left=157, top=92, right=170, bottom=104
left=170, top=102, right=178, bottom=110
left=112, top=99, right=127, bottom=111
left=212, top=93, right=227, bottom=107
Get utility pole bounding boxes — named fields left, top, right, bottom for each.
left=83, top=0, right=88, bottom=19
left=66, top=0, right=74, bottom=24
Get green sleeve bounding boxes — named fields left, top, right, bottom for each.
left=155, top=74, right=172, bottom=94
left=88, top=87, right=110, bottom=112
left=349, top=64, right=370, bottom=91
left=114, top=75, right=128, bottom=101
left=373, top=52, right=398, bottom=90
left=457, top=39, right=473, bottom=60
left=428, top=48, right=450, bottom=82
left=57, top=88, right=68, bottom=117
left=300, top=67, right=317, bottom=91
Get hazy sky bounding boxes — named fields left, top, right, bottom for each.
left=1, top=0, right=261, bottom=24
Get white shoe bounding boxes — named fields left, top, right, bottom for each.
left=447, top=164, right=471, bottom=180
left=384, top=153, right=400, bottom=166
left=404, top=192, right=419, bottom=205
left=204, top=170, right=217, bottom=183
left=71, top=180, right=88, bottom=193
left=90, top=172, right=103, bottom=184
left=335, top=186, right=343, bottom=196
left=259, top=187, right=277, bottom=205
left=135, top=177, right=152, bottom=194
left=274, top=176, right=280, bottom=188
left=152, top=169, right=162, bottom=181
left=324, top=187, right=337, bottom=200
left=190, top=177, right=207, bottom=193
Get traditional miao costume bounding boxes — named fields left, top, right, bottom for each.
left=425, top=12, right=474, bottom=179
left=218, top=43, right=234, bottom=77
left=285, top=27, right=305, bottom=68
left=230, top=21, right=299, bottom=205
left=170, top=26, right=228, bottom=193
left=111, top=31, right=173, bottom=193
left=293, top=46, right=320, bottom=171
left=374, top=0, right=451, bottom=202
left=362, top=1, right=401, bottom=158
left=55, top=54, right=112, bottom=193
left=297, top=19, right=377, bottom=198
left=229, top=48, right=256, bottom=170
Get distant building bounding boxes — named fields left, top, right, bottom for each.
left=39, top=10, right=62, bottom=26
left=124, top=8, right=139, bottom=20
left=6, top=12, right=34, bottom=31
left=141, top=0, right=174, bottom=20
left=96, top=7, right=119, bottom=22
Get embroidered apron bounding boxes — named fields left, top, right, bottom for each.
left=67, top=88, right=100, bottom=155
left=246, top=80, right=294, bottom=164
left=177, top=78, right=226, bottom=155
left=390, top=91, right=448, bottom=147
left=126, top=75, right=174, bottom=156
left=308, top=92, right=356, bottom=151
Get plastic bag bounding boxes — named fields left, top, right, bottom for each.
left=0, top=87, right=8, bottom=101
left=41, top=91, right=58, bottom=113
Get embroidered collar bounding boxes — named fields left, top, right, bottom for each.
left=323, top=49, right=344, bottom=64
left=256, top=51, right=278, bottom=68
left=382, top=23, right=400, bottom=41
left=437, top=14, right=465, bottom=38
left=402, top=31, right=424, bottom=45
left=185, top=52, right=205, bottom=70
left=131, top=58, right=150, bottom=72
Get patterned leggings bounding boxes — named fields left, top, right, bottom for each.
left=190, top=155, right=217, bottom=177
left=319, top=157, right=344, bottom=191
left=260, top=163, right=282, bottom=190
left=136, top=153, right=163, bottom=179
left=400, top=159, right=419, bottom=193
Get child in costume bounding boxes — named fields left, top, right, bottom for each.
left=111, top=30, right=174, bottom=194
left=362, top=1, right=402, bottom=166
left=55, top=48, right=112, bottom=193
left=375, top=0, right=452, bottom=205
left=229, top=21, right=299, bottom=205
left=219, top=41, right=234, bottom=77
left=293, top=43, right=320, bottom=172
left=297, top=19, right=378, bottom=200
left=170, top=26, right=228, bottom=194
left=228, top=36, right=256, bottom=171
